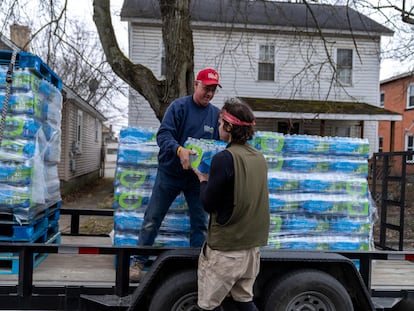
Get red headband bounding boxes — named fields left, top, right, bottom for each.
left=221, top=110, right=256, bottom=127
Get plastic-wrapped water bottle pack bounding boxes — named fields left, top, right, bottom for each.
left=113, top=127, right=374, bottom=251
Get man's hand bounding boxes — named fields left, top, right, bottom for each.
left=179, top=147, right=195, bottom=170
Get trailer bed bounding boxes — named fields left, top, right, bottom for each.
left=1, top=235, right=414, bottom=291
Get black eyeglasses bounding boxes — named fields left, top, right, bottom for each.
left=197, top=81, right=219, bottom=94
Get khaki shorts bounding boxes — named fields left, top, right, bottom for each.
left=197, top=244, right=260, bottom=310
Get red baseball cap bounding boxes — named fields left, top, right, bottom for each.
left=196, top=68, right=222, bottom=87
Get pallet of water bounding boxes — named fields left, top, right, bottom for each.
left=0, top=201, right=61, bottom=241
left=0, top=201, right=61, bottom=274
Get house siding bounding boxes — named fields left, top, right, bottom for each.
left=127, top=23, right=383, bottom=155
left=129, top=25, right=381, bottom=107
left=192, top=29, right=381, bottom=106
left=58, top=98, right=69, bottom=180
left=58, top=99, right=103, bottom=182
left=128, top=25, right=163, bottom=128
left=128, top=88, right=160, bottom=128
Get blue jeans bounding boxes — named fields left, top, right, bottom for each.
left=138, top=169, right=208, bottom=252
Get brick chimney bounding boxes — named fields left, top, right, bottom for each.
left=10, top=24, right=31, bottom=51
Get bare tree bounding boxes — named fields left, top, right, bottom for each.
left=92, top=0, right=394, bottom=124
left=0, top=0, right=127, bottom=127
left=93, top=0, right=194, bottom=122
left=343, top=0, right=414, bottom=65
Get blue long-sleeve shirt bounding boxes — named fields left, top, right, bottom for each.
left=157, top=95, right=220, bottom=177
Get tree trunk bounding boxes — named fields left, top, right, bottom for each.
left=93, top=0, right=194, bottom=121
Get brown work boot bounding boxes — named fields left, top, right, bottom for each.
left=129, top=260, right=144, bottom=283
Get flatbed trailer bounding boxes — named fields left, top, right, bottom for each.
left=1, top=209, right=414, bottom=311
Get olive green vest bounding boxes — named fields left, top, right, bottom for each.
left=207, top=143, right=270, bottom=251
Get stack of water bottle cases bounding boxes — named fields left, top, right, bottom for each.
left=113, top=126, right=374, bottom=253
left=0, top=51, right=62, bottom=274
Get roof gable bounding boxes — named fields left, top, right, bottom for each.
left=121, top=0, right=393, bottom=35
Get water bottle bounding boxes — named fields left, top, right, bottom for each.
left=114, top=210, right=144, bottom=232
left=39, top=79, right=63, bottom=105
left=0, top=138, right=37, bottom=161
left=154, top=233, right=190, bottom=247
left=113, top=186, right=152, bottom=210
left=114, top=166, right=157, bottom=189
left=329, top=158, right=368, bottom=177
left=119, top=126, right=157, bottom=144
left=113, top=231, right=139, bottom=246
left=268, top=194, right=300, bottom=213
left=3, top=116, right=42, bottom=139
left=0, top=184, right=33, bottom=209
left=0, top=92, right=43, bottom=119
left=265, top=155, right=284, bottom=172
left=268, top=172, right=300, bottom=193
left=161, top=212, right=191, bottom=233
left=170, top=193, right=188, bottom=211
left=283, top=134, right=330, bottom=155
left=117, top=142, right=159, bottom=166
left=252, top=131, right=284, bottom=154
left=184, top=137, right=225, bottom=174
left=282, top=156, right=330, bottom=173
left=0, top=68, right=41, bottom=92
left=42, top=100, right=62, bottom=125
left=329, top=136, right=370, bottom=158
left=0, top=161, right=33, bottom=185
left=329, top=216, right=370, bottom=235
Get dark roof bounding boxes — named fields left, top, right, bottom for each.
left=121, top=0, right=393, bottom=35
left=239, top=97, right=401, bottom=121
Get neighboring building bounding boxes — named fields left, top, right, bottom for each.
left=0, top=27, right=107, bottom=195
left=59, top=87, right=107, bottom=194
left=379, top=73, right=414, bottom=175
left=102, top=124, right=118, bottom=178
left=121, top=0, right=401, bottom=156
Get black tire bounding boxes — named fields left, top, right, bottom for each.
left=264, top=269, right=354, bottom=311
left=149, top=269, right=200, bottom=311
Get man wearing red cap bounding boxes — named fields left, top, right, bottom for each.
left=130, top=68, right=222, bottom=282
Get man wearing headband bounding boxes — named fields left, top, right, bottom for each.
left=129, top=68, right=221, bottom=282
left=194, top=98, right=270, bottom=311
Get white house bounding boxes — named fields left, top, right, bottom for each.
left=120, top=0, right=401, bottom=155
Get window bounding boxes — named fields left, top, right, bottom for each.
left=107, top=148, right=118, bottom=155
left=378, top=136, right=383, bottom=153
left=380, top=92, right=384, bottom=107
left=336, top=49, right=353, bottom=85
left=95, top=118, right=99, bottom=142
left=76, top=110, right=83, bottom=152
left=258, top=45, right=275, bottom=81
left=407, top=84, right=414, bottom=108
left=406, top=134, right=414, bottom=163
left=278, top=121, right=299, bottom=135
left=161, top=42, right=166, bottom=77
left=335, top=126, right=350, bottom=137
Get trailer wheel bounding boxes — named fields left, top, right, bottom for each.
left=264, top=269, right=354, bottom=311
left=149, top=269, right=200, bottom=311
